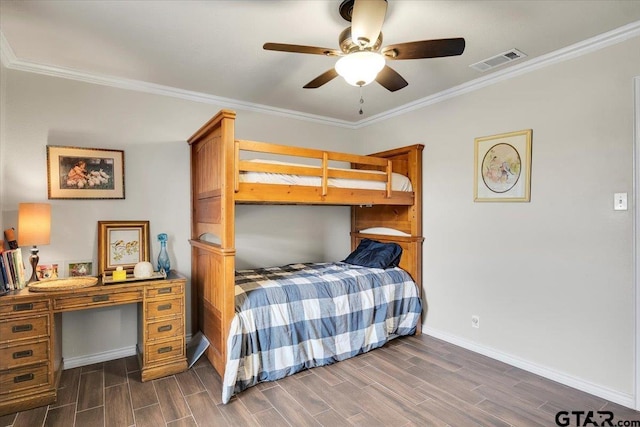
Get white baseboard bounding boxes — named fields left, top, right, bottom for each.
left=61, top=333, right=194, bottom=370
left=62, top=345, right=138, bottom=369
left=423, top=326, right=636, bottom=410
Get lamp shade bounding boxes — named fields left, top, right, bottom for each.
left=335, top=51, right=385, bottom=87
left=17, top=203, right=51, bottom=246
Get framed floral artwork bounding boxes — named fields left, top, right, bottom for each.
left=474, top=129, right=532, bottom=202
left=97, top=221, right=149, bottom=275
left=47, top=145, right=125, bottom=199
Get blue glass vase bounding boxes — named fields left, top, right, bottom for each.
left=157, top=233, right=171, bottom=274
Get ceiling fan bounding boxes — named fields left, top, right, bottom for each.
left=263, top=0, right=465, bottom=92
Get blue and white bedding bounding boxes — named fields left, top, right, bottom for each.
left=222, top=262, right=422, bottom=403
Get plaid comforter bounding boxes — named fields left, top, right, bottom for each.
left=222, top=262, right=422, bottom=403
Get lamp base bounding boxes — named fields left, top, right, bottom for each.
left=27, top=246, right=40, bottom=284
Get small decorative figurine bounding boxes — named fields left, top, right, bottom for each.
left=157, top=233, right=171, bottom=274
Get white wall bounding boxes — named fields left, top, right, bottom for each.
left=0, top=69, right=352, bottom=359
left=1, top=34, right=638, bottom=405
left=355, top=37, right=639, bottom=401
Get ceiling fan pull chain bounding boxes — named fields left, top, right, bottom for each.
left=359, top=86, right=364, bottom=115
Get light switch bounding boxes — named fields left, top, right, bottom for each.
left=614, top=193, right=627, bottom=211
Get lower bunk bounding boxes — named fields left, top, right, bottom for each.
left=222, top=261, right=422, bottom=403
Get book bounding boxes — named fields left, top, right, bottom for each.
left=0, top=255, right=7, bottom=293
left=2, top=250, right=15, bottom=290
left=12, top=249, right=26, bottom=289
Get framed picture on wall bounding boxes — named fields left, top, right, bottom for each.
left=474, top=129, right=532, bottom=202
left=47, top=146, right=125, bottom=199
left=97, top=221, right=150, bottom=275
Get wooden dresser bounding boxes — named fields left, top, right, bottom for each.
left=0, top=271, right=187, bottom=416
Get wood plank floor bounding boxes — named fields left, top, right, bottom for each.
left=1, top=334, right=638, bottom=426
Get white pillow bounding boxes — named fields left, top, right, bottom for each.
left=359, top=227, right=411, bottom=237
left=199, top=233, right=222, bottom=245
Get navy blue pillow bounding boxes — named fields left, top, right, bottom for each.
left=343, top=238, right=402, bottom=269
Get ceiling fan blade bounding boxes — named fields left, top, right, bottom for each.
left=351, top=0, right=387, bottom=48
left=375, top=65, right=408, bottom=92
left=263, top=43, right=341, bottom=57
left=382, top=38, right=466, bottom=60
left=303, top=68, right=339, bottom=89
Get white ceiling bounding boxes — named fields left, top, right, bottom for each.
left=1, top=0, right=640, bottom=125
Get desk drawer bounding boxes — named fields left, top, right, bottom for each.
left=146, top=297, right=182, bottom=319
left=146, top=336, right=184, bottom=364
left=0, top=363, right=50, bottom=396
left=0, top=340, right=49, bottom=370
left=54, top=290, right=142, bottom=311
left=0, top=300, right=49, bottom=316
left=0, top=315, right=49, bottom=344
left=147, top=317, right=183, bottom=341
left=145, top=283, right=184, bottom=299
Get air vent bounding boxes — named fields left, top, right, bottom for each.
left=470, top=49, right=527, bottom=72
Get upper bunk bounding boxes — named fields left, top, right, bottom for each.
left=187, top=109, right=423, bottom=210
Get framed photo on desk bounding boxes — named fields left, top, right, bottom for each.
left=98, top=220, right=150, bottom=275
left=67, top=260, right=93, bottom=277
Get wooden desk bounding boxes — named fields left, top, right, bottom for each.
left=0, top=271, right=187, bottom=416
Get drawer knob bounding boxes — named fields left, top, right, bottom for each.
left=12, top=324, right=33, bottom=333
left=14, top=373, right=34, bottom=383
left=158, top=303, right=172, bottom=311
left=13, top=303, right=33, bottom=312
left=158, top=287, right=172, bottom=294
left=92, top=295, right=109, bottom=302
left=13, top=350, right=33, bottom=359
left=158, top=346, right=173, bottom=354
left=157, top=325, right=173, bottom=332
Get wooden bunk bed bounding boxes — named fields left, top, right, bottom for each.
left=187, top=109, right=424, bottom=388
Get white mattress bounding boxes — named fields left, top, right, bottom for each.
left=239, top=159, right=413, bottom=192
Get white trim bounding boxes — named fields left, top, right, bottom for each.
left=634, top=75, right=640, bottom=410
left=1, top=21, right=639, bottom=129
left=0, top=59, right=355, bottom=130
left=355, top=20, right=640, bottom=128
left=0, top=31, right=17, bottom=66
left=62, top=345, right=137, bottom=369
left=424, top=326, right=636, bottom=409
left=60, top=333, right=194, bottom=369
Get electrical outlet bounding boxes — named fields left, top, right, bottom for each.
left=471, top=315, right=480, bottom=329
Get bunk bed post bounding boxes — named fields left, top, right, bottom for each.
left=187, top=110, right=237, bottom=376
left=351, top=144, right=424, bottom=334
left=408, top=144, right=424, bottom=334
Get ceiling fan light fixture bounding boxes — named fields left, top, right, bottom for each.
left=335, top=51, right=385, bottom=87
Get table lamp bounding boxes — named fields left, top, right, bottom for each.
left=17, top=203, right=51, bottom=284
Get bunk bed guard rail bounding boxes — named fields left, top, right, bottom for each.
left=234, top=140, right=394, bottom=198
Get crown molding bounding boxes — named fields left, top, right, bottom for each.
left=0, top=33, right=355, bottom=129
left=2, top=20, right=639, bottom=129
left=353, top=20, right=640, bottom=128
left=0, top=30, right=17, bottom=67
